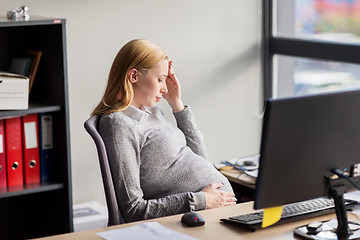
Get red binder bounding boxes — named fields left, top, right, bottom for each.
left=0, top=120, right=6, bottom=188
left=5, top=117, right=23, bottom=187
left=22, top=114, right=40, bottom=184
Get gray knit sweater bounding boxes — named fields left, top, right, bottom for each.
left=99, top=105, right=233, bottom=222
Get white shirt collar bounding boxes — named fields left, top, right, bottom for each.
left=123, top=105, right=151, bottom=122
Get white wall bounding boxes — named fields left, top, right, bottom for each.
left=0, top=0, right=263, bottom=206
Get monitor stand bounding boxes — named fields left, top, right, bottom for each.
left=294, top=180, right=360, bottom=239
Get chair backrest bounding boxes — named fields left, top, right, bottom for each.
left=84, top=115, right=125, bottom=226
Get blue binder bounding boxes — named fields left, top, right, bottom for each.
left=39, top=113, right=54, bottom=182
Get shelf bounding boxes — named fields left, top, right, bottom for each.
left=0, top=104, right=61, bottom=119
left=0, top=16, right=72, bottom=239
left=0, top=183, right=64, bottom=199
left=0, top=16, right=65, bottom=27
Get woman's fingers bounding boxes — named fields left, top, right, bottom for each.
left=219, top=190, right=237, bottom=204
left=166, top=73, right=179, bottom=89
left=167, top=61, right=179, bottom=84
left=226, top=197, right=237, bottom=202
left=211, top=182, right=225, bottom=189
left=168, top=61, right=175, bottom=76
left=219, top=189, right=235, bottom=197
left=166, top=77, right=179, bottom=90
left=164, top=60, right=181, bottom=101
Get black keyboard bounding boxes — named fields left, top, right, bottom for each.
left=220, top=197, right=358, bottom=231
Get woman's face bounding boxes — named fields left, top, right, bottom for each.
left=131, top=59, right=169, bottom=109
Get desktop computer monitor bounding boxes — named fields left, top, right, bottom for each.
left=254, top=89, right=360, bottom=238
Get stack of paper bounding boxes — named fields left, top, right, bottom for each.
left=0, top=72, right=29, bottom=110
left=97, top=222, right=199, bottom=240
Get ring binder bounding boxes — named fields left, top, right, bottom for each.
left=22, top=114, right=40, bottom=184
left=5, top=117, right=24, bottom=187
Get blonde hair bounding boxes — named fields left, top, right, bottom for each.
left=91, top=39, right=167, bottom=116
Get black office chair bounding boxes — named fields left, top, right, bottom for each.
left=84, top=115, right=125, bottom=226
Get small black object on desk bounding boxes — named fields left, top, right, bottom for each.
left=181, top=212, right=205, bottom=227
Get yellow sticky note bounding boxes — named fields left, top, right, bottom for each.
left=261, top=206, right=283, bottom=228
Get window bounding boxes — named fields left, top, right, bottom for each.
left=273, top=55, right=360, bottom=98
left=264, top=0, right=360, bottom=99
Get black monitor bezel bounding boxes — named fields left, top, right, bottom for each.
left=254, top=89, right=360, bottom=210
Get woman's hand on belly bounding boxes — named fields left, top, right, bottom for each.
left=201, top=182, right=237, bottom=209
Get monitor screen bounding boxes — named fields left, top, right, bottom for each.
left=254, top=89, right=360, bottom=210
